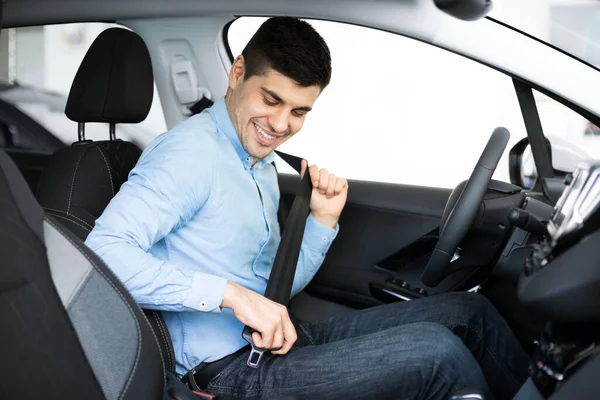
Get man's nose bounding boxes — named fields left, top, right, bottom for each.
left=269, top=109, right=289, bottom=134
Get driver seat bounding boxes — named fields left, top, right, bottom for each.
left=0, top=147, right=170, bottom=399
left=35, top=27, right=149, bottom=240
left=32, top=27, right=178, bottom=374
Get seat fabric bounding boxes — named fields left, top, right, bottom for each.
left=0, top=148, right=165, bottom=400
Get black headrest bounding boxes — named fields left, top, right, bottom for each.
left=65, top=28, right=154, bottom=124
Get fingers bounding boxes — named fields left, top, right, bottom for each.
left=251, top=304, right=293, bottom=353
left=232, top=285, right=297, bottom=355
left=326, top=174, right=337, bottom=198
left=309, top=164, right=331, bottom=195
left=309, top=164, right=347, bottom=198
left=271, top=312, right=297, bottom=355
left=309, top=164, right=320, bottom=186
left=271, top=323, right=285, bottom=351
left=334, top=176, right=348, bottom=195
left=318, top=169, right=329, bottom=196
left=252, top=330, right=263, bottom=347
left=254, top=325, right=274, bottom=349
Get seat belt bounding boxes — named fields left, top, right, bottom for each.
left=271, top=157, right=290, bottom=238
left=188, top=96, right=214, bottom=115
left=242, top=150, right=313, bottom=368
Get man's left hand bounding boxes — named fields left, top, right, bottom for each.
left=302, top=161, right=348, bottom=229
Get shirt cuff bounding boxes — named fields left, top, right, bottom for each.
left=184, top=271, right=228, bottom=313
left=303, top=213, right=339, bottom=254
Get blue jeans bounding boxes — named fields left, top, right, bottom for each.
left=205, top=293, right=530, bottom=399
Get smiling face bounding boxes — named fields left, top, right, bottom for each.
left=225, top=56, right=322, bottom=161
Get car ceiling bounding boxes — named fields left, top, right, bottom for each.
left=3, top=0, right=444, bottom=42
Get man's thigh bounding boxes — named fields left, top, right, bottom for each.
left=206, top=322, right=488, bottom=400
left=300, top=292, right=498, bottom=345
left=296, top=292, right=527, bottom=399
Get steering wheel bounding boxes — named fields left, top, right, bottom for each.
left=420, top=127, right=510, bottom=287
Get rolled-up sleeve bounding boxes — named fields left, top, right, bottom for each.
left=85, top=129, right=226, bottom=313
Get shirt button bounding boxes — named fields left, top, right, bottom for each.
left=246, top=157, right=251, bottom=162
left=200, top=301, right=207, bottom=308
left=322, top=237, right=328, bottom=242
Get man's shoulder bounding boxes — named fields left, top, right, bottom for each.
left=144, top=113, right=222, bottom=159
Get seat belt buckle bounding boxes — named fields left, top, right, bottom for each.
left=246, top=346, right=266, bottom=368
left=242, top=326, right=267, bottom=368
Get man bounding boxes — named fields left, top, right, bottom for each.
left=85, top=17, right=529, bottom=400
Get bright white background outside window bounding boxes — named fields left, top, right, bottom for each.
left=229, top=17, right=529, bottom=188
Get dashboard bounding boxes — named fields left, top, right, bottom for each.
left=516, top=161, right=600, bottom=400
left=518, top=161, right=600, bottom=322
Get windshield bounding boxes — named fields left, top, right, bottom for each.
left=490, top=0, right=600, bottom=68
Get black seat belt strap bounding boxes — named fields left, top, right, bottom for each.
left=242, top=150, right=312, bottom=367
left=270, top=158, right=289, bottom=235
left=513, top=79, right=554, bottom=180
left=188, top=96, right=214, bottom=115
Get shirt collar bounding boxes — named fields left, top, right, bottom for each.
left=208, top=96, right=275, bottom=169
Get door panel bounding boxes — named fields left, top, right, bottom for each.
left=279, top=173, right=451, bottom=307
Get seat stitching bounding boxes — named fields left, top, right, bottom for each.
left=45, top=217, right=142, bottom=399
left=151, top=312, right=170, bottom=370
left=47, top=213, right=92, bottom=233
left=138, top=310, right=167, bottom=386
left=153, top=312, right=175, bottom=373
left=43, top=207, right=94, bottom=229
left=164, top=323, right=176, bottom=373
left=160, top=316, right=175, bottom=372
left=96, top=147, right=115, bottom=197
left=155, top=313, right=174, bottom=372
left=68, top=151, right=85, bottom=215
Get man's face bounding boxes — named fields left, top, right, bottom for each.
left=225, top=57, right=322, bottom=161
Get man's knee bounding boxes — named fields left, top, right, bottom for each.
left=393, top=322, right=488, bottom=395
left=417, top=323, right=476, bottom=370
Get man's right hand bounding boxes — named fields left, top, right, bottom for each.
left=220, top=281, right=297, bottom=355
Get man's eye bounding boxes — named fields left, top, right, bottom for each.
left=263, top=97, right=277, bottom=106
left=292, top=110, right=306, bottom=118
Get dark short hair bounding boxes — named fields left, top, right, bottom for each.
left=241, top=17, right=332, bottom=90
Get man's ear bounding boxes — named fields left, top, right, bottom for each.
left=229, top=55, right=246, bottom=90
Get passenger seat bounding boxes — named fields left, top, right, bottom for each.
left=35, top=28, right=151, bottom=241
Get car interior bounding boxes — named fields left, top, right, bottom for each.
left=2, top=0, right=600, bottom=399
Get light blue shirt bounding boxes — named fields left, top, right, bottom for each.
left=85, top=97, right=338, bottom=375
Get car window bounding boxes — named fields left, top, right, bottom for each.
left=533, top=90, right=600, bottom=172
left=227, top=17, right=529, bottom=189
left=3, top=23, right=167, bottom=150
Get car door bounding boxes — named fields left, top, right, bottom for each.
left=279, top=173, right=450, bottom=307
